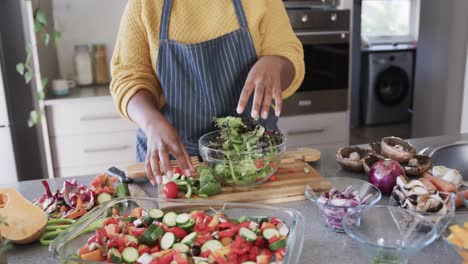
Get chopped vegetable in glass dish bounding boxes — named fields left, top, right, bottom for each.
left=77, top=208, right=290, bottom=264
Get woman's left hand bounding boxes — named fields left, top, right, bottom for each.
left=237, top=55, right=295, bottom=119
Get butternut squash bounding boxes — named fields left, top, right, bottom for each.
left=0, top=188, right=47, bottom=244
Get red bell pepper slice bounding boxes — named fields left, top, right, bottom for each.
left=268, top=235, right=280, bottom=244
left=255, top=237, right=268, bottom=248
left=218, top=226, right=239, bottom=239
left=128, top=226, right=146, bottom=238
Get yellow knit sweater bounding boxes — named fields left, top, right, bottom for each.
left=110, top=0, right=304, bottom=119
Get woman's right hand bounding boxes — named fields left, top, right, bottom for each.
left=127, top=90, right=193, bottom=186
left=144, top=113, right=193, bottom=185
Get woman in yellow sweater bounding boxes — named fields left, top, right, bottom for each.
left=111, top=0, right=304, bottom=185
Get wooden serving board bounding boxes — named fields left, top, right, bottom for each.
left=190, top=161, right=326, bottom=204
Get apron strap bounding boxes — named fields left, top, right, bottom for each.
left=233, top=0, right=249, bottom=29
left=159, top=0, right=173, bottom=41
left=159, top=0, right=249, bottom=41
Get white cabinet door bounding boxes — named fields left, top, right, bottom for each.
left=0, top=128, right=17, bottom=183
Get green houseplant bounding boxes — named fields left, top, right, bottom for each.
left=16, top=2, right=60, bottom=127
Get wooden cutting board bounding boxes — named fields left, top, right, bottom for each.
left=126, top=159, right=326, bottom=204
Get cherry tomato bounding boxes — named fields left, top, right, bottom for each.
left=163, top=182, right=179, bottom=199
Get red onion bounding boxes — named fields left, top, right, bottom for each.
left=368, top=159, right=405, bottom=194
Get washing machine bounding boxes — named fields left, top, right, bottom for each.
left=362, top=49, right=414, bottom=125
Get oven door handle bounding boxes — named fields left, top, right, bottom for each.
left=295, top=31, right=349, bottom=37
left=286, top=128, right=326, bottom=136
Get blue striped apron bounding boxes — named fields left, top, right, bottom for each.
left=137, top=0, right=278, bottom=162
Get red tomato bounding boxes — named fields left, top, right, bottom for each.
left=159, top=252, right=175, bottom=264
left=163, top=182, right=179, bottom=199
left=269, top=175, right=277, bottom=181
left=150, top=245, right=160, bottom=253
left=214, top=256, right=229, bottom=264
left=173, top=167, right=184, bottom=175
left=218, top=226, right=239, bottom=239
left=167, top=227, right=187, bottom=239
left=95, top=228, right=108, bottom=245
left=200, top=250, right=211, bottom=258
left=107, top=236, right=126, bottom=252
left=218, top=222, right=236, bottom=229
left=270, top=217, right=281, bottom=225
left=138, top=245, right=151, bottom=256
left=255, top=237, right=268, bottom=248
left=104, top=217, right=119, bottom=226
left=128, top=227, right=146, bottom=238
left=87, top=235, right=98, bottom=245
left=238, top=254, right=249, bottom=263
left=249, top=246, right=260, bottom=261
left=268, top=235, right=279, bottom=244
left=195, top=232, right=212, bottom=245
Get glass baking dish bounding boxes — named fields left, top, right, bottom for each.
left=50, top=197, right=305, bottom=264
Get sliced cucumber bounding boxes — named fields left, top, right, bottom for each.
left=172, top=243, right=190, bottom=253
left=176, top=213, right=191, bottom=225
left=262, top=228, right=280, bottom=240
left=238, top=216, right=249, bottom=223
left=195, top=262, right=209, bottom=264
left=201, top=240, right=223, bottom=253
left=178, top=218, right=195, bottom=230
left=239, top=227, right=257, bottom=242
left=148, top=208, right=164, bottom=220
left=122, top=247, right=138, bottom=264
left=125, top=234, right=138, bottom=245
left=241, top=262, right=257, bottom=264
left=138, top=224, right=157, bottom=245
left=116, top=183, right=130, bottom=198
left=181, top=232, right=197, bottom=246
left=97, top=192, right=113, bottom=205
left=162, top=212, right=177, bottom=227
left=160, top=232, right=176, bottom=250
left=150, top=226, right=165, bottom=241
left=269, top=238, right=286, bottom=251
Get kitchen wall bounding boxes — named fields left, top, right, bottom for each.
left=412, top=0, right=468, bottom=137
left=51, top=0, right=127, bottom=79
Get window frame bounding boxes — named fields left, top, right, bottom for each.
left=361, top=0, right=420, bottom=44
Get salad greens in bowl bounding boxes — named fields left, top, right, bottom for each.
left=198, top=117, right=286, bottom=187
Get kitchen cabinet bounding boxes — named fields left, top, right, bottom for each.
left=45, top=95, right=137, bottom=178
left=278, top=111, right=349, bottom=149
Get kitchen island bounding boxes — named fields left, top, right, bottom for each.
left=5, top=134, right=467, bottom=264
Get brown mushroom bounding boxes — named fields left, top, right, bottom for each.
left=336, top=147, right=371, bottom=172
left=381, top=137, right=416, bottom=162
left=368, top=142, right=385, bottom=158
left=363, top=154, right=383, bottom=174
left=401, top=155, right=433, bottom=176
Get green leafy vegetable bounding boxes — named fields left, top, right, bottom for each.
left=205, top=116, right=283, bottom=185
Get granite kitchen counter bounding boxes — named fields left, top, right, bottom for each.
left=5, top=134, right=468, bottom=264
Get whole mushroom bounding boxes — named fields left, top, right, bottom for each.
left=381, top=137, right=416, bottom=162
left=336, top=147, right=371, bottom=172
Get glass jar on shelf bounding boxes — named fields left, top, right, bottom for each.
left=74, top=45, right=93, bottom=86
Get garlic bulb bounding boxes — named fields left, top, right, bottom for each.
left=432, top=166, right=463, bottom=186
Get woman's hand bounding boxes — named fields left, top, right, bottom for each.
left=127, top=90, right=193, bottom=186
left=237, top=55, right=295, bottom=119
left=144, top=113, right=193, bottom=185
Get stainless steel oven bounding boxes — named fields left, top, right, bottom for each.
left=282, top=1, right=350, bottom=116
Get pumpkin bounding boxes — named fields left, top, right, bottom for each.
left=0, top=188, right=47, bottom=244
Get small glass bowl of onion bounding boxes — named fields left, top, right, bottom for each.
left=304, top=177, right=382, bottom=232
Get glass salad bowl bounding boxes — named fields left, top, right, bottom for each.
left=304, top=177, right=382, bottom=232
left=388, top=191, right=455, bottom=233
left=199, top=130, right=286, bottom=187
left=50, top=197, right=304, bottom=264
left=440, top=212, right=468, bottom=263
left=343, top=205, right=438, bottom=264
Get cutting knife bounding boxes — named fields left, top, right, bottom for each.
left=107, top=167, right=150, bottom=197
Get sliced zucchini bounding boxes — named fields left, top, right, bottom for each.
left=239, top=227, right=257, bottom=242
left=160, top=232, right=176, bottom=250
left=122, top=247, right=138, bottom=264
left=178, top=218, right=195, bottom=230
left=238, top=216, right=249, bottom=223
left=176, top=213, right=191, bottom=225
left=262, top=228, right=280, bottom=240
left=116, top=183, right=130, bottom=198
left=148, top=208, right=165, bottom=220
left=97, top=192, right=113, bottom=205
left=150, top=226, right=165, bottom=241
left=162, top=212, right=177, bottom=227
left=269, top=238, right=286, bottom=251
left=138, top=224, right=157, bottom=245
left=181, top=232, right=197, bottom=246
left=120, top=216, right=137, bottom=222
left=201, top=240, right=223, bottom=253
left=172, top=243, right=190, bottom=253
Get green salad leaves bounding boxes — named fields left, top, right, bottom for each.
left=206, top=117, right=284, bottom=185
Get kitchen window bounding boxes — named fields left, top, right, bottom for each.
left=361, top=0, right=420, bottom=44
